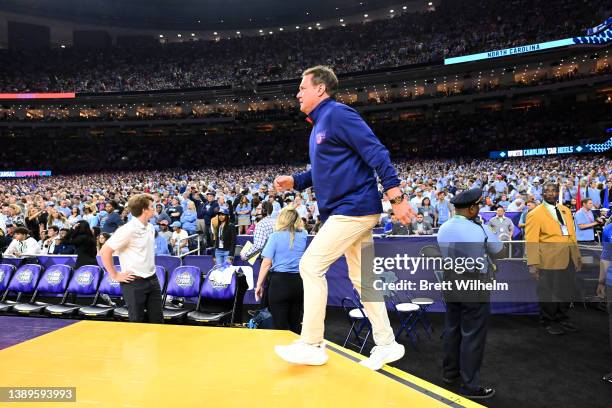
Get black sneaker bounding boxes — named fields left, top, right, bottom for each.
left=459, top=386, right=496, bottom=400
left=603, top=372, right=612, bottom=383
left=545, top=322, right=565, bottom=335
left=559, top=321, right=578, bottom=333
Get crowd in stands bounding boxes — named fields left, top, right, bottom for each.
left=1, top=155, right=610, bottom=257
left=0, top=101, right=606, bottom=173
left=2, top=61, right=610, bottom=125
left=0, top=0, right=607, bottom=92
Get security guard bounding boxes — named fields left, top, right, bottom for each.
left=437, top=188, right=504, bottom=400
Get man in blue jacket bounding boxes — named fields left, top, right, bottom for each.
left=274, top=65, right=415, bottom=370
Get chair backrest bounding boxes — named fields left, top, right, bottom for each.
left=166, top=266, right=202, bottom=298
left=200, top=266, right=238, bottom=301
left=35, top=264, right=72, bottom=295
left=98, top=271, right=123, bottom=297
left=7, top=264, right=44, bottom=294
left=155, top=266, right=167, bottom=291
left=0, top=264, right=16, bottom=292
left=66, top=265, right=102, bottom=296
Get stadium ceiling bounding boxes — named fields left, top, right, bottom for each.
left=0, top=0, right=414, bottom=30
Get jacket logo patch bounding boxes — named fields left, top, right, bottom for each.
left=316, top=131, right=327, bottom=145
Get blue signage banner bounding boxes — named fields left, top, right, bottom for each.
left=445, top=18, right=611, bottom=65
left=490, top=137, right=612, bottom=159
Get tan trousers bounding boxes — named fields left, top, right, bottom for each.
left=299, top=214, right=395, bottom=346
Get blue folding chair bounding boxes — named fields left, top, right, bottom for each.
left=187, top=264, right=248, bottom=326
left=161, top=266, right=202, bottom=322
left=12, top=264, right=73, bottom=315
left=0, top=264, right=44, bottom=313
left=420, top=244, right=446, bottom=339
left=44, top=265, right=103, bottom=317
left=113, top=265, right=167, bottom=321
left=0, top=264, right=16, bottom=301
left=385, top=290, right=420, bottom=349
left=341, top=288, right=372, bottom=354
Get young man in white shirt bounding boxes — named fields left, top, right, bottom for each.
left=169, top=221, right=189, bottom=255
left=3, top=227, right=40, bottom=257
left=100, top=194, right=163, bottom=323
left=41, top=226, right=60, bottom=254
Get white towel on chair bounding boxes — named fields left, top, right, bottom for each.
left=209, top=266, right=235, bottom=286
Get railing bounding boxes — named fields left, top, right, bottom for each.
left=177, top=233, right=202, bottom=258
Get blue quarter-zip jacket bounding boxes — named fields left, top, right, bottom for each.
left=292, top=98, right=400, bottom=221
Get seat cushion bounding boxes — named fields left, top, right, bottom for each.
left=113, top=307, right=129, bottom=319
left=79, top=306, right=115, bottom=317
left=45, top=304, right=80, bottom=315
left=163, top=307, right=189, bottom=320
left=186, top=310, right=231, bottom=323
left=0, top=301, right=17, bottom=312
left=12, top=302, right=49, bottom=314
left=396, top=303, right=420, bottom=313
left=348, top=308, right=367, bottom=319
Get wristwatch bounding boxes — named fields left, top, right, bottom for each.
left=388, top=193, right=406, bottom=205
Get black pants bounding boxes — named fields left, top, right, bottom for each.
left=120, top=276, right=164, bottom=323
left=443, top=301, right=490, bottom=391
left=537, top=261, right=576, bottom=325
left=267, top=272, right=304, bottom=334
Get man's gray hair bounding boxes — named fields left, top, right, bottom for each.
left=302, top=65, right=338, bottom=97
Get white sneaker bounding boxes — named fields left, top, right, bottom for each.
left=359, top=342, right=405, bottom=370
left=275, top=340, right=329, bottom=366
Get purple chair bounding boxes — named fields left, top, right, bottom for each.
left=113, top=266, right=167, bottom=321
left=0, top=264, right=43, bottom=313
left=186, top=265, right=248, bottom=325
left=162, top=266, right=202, bottom=322
left=44, top=265, right=102, bottom=317
left=79, top=266, right=123, bottom=319
left=0, top=264, right=17, bottom=297
left=12, top=264, right=73, bottom=315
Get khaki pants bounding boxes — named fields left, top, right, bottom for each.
left=299, top=214, right=395, bottom=346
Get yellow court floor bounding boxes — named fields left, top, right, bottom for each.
left=0, top=321, right=482, bottom=408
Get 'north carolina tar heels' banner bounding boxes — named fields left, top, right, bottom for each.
left=490, top=137, right=612, bottom=159
left=445, top=17, right=611, bottom=65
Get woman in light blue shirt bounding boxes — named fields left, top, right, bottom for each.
left=255, top=205, right=307, bottom=333
left=180, top=200, right=197, bottom=235
left=236, top=196, right=252, bottom=234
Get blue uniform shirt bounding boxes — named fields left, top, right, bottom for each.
left=292, top=98, right=400, bottom=221
left=437, top=215, right=504, bottom=273
left=574, top=209, right=595, bottom=241
left=261, top=230, right=308, bottom=273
